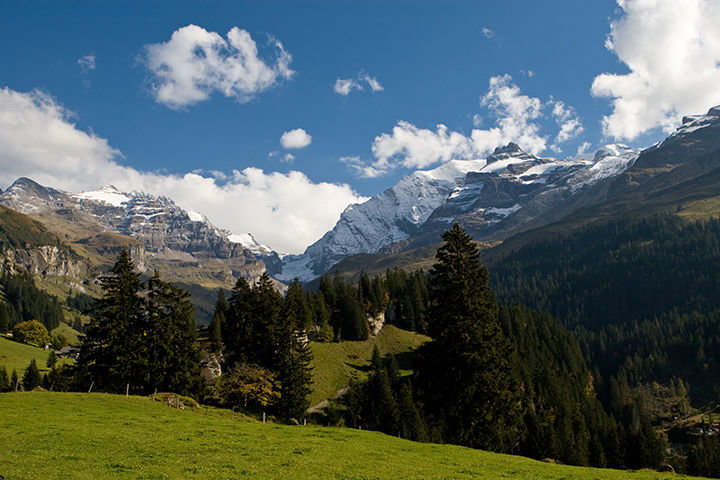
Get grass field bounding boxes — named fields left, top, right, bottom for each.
left=309, top=325, right=429, bottom=406
left=0, top=335, right=71, bottom=376
left=0, top=392, right=706, bottom=480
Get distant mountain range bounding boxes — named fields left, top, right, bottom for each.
left=278, top=141, right=640, bottom=281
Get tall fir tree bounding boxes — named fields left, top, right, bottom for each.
left=209, top=289, right=228, bottom=353
left=22, top=358, right=42, bottom=390
left=78, top=249, right=145, bottom=392
left=0, top=366, right=9, bottom=392
left=144, top=272, right=204, bottom=396
left=415, top=224, right=523, bottom=452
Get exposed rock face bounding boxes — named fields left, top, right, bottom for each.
left=201, top=352, right=223, bottom=383
left=367, top=311, right=385, bottom=336
left=0, top=245, right=89, bottom=278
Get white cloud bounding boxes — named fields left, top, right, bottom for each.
left=0, top=88, right=364, bottom=254
left=281, top=153, right=295, bottom=163
left=576, top=141, right=592, bottom=155
left=280, top=128, right=312, bottom=149
left=481, top=27, right=496, bottom=39
left=550, top=100, right=584, bottom=146
left=143, top=24, right=294, bottom=109
left=349, top=75, right=583, bottom=176
left=591, top=0, right=720, bottom=140
left=333, top=72, right=384, bottom=96
left=78, top=55, right=96, bottom=73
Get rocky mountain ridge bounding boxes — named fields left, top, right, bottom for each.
left=279, top=142, right=640, bottom=281
left=0, top=179, right=279, bottom=288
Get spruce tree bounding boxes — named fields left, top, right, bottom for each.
left=145, top=272, right=204, bottom=396
left=415, top=224, right=522, bottom=452
left=46, top=351, right=57, bottom=369
left=276, top=280, right=313, bottom=420
left=0, top=366, right=9, bottom=392
left=78, top=249, right=144, bottom=392
left=209, top=289, right=228, bottom=353
left=22, top=358, right=42, bottom=390
left=225, top=277, right=253, bottom=365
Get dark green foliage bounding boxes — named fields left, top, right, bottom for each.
left=208, top=289, right=227, bottom=353
left=66, top=292, right=96, bottom=315
left=688, top=436, right=720, bottom=478
left=46, top=351, right=57, bottom=369
left=384, top=268, right=429, bottom=333
left=0, top=272, right=64, bottom=331
left=0, top=366, right=9, bottom=392
left=490, top=215, right=720, bottom=406
left=22, top=358, right=42, bottom=390
left=342, top=351, right=429, bottom=442
left=222, top=273, right=313, bottom=421
left=415, top=224, right=522, bottom=452
left=78, top=251, right=203, bottom=396
left=319, top=274, right=369, bottom=341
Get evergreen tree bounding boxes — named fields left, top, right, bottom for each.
left=209, top=289, right=228, bottom=353
left=224, top=277, right=253, bottom=365
left=276, top=280, right=313, bottom=420
left=415, top=224, right=522, bottom=452
left=46, top=351, right=57, bottom=369
left=78, top=249, right=145, bottom=392
left=0, top=366, right=9, bottom=392
left=22, top=358, right=42, bottom=390
left=78, top=251, right=203, bottom=396
left=144, top=272, right=204, bottom=396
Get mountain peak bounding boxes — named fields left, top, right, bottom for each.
left=491, top=142, right=523, bottom=156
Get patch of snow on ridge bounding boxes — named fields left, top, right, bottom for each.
left=484, top=204, right=521, bottom=217
left=73, top=185, right=130, bottom=207
left=186, top=210, right=204, bottom=222
left=228, top=233, right=273, bottom=255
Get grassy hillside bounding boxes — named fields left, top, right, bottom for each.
left=0, top=336, right=71, bottom=375
left=0, top=392, right=703, bottom=480
left=0, top=204, right=65, bottom=251
left=309, top=325, right=429, bottom=406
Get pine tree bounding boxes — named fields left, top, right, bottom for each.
left=0, top=366, right=9, bottom=392
left=225, top=277, right=253, bottom=365
left=78, top=249, right=145, bottom=392
left=209, top=289, right=228, bottom=353
left=46, top=351, right=57, bottom=369
left=415, top=224, right=523, bottom=452
left=276, top=281, right=313, bottom=420
left=144, top=272, right=204, bottom=396
left=22, top=358, right=42, bottom=390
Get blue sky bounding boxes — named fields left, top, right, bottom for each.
left=1, top=0, right=720, bottom=252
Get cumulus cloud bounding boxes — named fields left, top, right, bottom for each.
left=0, top=88, right=364, bottom=253
left=143, top=24, right=294, bottom=109
left=352, top=74, right=579, bottom=176
left=78, top=55, right=96, bottom=73
left=550, top=100, right=584, bottom=147
left=333, top=72, right=384, bottom=96
left=591, top=0, right=720, bottom=140
left=280, top=128, right=312, bottom=149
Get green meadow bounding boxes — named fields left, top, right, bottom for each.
left=0, top=392, right=706, bottom=480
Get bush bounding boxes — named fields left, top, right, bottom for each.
left=12, top=320, right=50, bottom=346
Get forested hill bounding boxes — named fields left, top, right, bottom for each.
left=489, top=215, right=720, bottom=406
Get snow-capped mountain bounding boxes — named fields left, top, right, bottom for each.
left=279, top=142, right=639, bottom=281
left=0, top=179, right=280, bottom=284
left=277, top=158, right=487, bottom=281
